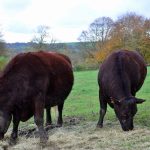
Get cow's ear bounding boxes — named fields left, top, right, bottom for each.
left=136, top=98, right=146, bottom=104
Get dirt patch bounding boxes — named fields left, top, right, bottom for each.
left=0, top=119, right=150, bottom=150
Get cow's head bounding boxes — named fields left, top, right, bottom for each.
left=0, top=111, right=12, bottom=139
left=112, top=97, right=145, bottom=131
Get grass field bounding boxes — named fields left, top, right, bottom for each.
left=0, top=67, right=150, bottom=150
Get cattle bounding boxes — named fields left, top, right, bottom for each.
left=97, top=50, right=147, bottom=131
left=0, top=51, right=74, bottom=143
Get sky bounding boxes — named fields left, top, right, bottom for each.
left=0, top=0, right=150, bottom=43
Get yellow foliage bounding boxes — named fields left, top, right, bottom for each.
left=95, top=37, right=124, bottom=63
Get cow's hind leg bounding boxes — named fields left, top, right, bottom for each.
left=45, top=107, right=56, bottom=131
left=57, top=103, right=64, bottom=127
left=34, top=93, right=48, bottom=144
left=97, top=90, right=107, bottom=128
left=45, top=107, right=52, bottom=126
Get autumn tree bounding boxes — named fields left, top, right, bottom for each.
left=95, top=37, right=123, bottom=63
left=138, top=19, right=150, bottom=63
left=113, top=12, right=145, bottom=49
left=95, top=12, right=150, bottom=63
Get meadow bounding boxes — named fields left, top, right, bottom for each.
left=0, top=67, right=150, bottom=150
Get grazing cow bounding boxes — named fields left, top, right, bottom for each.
left=97, top=50, right=147, bottom=131
left=0, top=51, right=74, bottom=143
left=45, top=52, right=72, bottom=127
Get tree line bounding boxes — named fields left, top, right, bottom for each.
left=0, top=12, right=150, bottom=71
left=78, top=12, right=150, bottom=64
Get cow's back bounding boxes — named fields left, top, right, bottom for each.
left=99, top=50, right=147, bottom=97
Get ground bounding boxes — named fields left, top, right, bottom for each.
left=1, top=117, right=150, bottom=150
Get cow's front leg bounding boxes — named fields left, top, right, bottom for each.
left=10, top=114, right=20, bottom=145
left=45, top=107, right=52, bottom=126
left=34, top=93, right=48, bottom=144
left=97, top=90, right=107, bottom=128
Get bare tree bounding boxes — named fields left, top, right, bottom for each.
left=78, top=17, right=113, bottom=58
left=31, top=25, right=56, bottom=50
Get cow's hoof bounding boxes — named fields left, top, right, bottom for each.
left=45, top=122, right=53, bottom=126
left=96, top=124, right=103, bottom=128
left=40, top=137, right=48, bottom=145
left=0, top=133, right=4, bottom=140
left=40, top=132, right=48, bottom=144
left=45, top=124, right=55, bottom=131
left=56, top=124, right=62, bottom=128
left=9, top=138, right=17, bottom=146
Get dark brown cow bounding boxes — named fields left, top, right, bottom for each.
left=0, top=51, right=74, bottom=143
left=97, top=50, right=147, bottom=131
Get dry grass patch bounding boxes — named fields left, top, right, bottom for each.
left=0, top=120, right=150, bottom=150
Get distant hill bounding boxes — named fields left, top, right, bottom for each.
left=6, top=42, right=84, bottom=53
left=6, top=42, right=32, bottom=52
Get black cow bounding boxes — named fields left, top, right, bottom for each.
left=97, top=50, right=147, bottom=131
left=0, top=51, right=74, bottom=143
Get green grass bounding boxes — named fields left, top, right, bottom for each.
left=64, top=70, right=101, bottom=121
left=63, top=66, right=150, bottom=126
left=135, top=66, right=150, bottom=126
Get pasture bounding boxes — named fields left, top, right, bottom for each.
left=0, top=67, right=150, bottom=150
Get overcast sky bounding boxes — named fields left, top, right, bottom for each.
left=0, top=0, right=150, bottom=43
